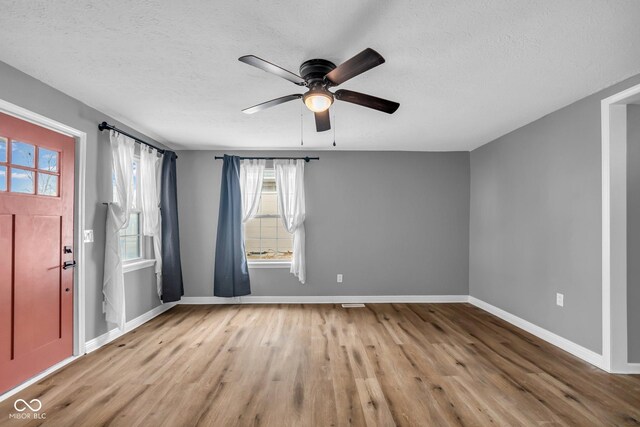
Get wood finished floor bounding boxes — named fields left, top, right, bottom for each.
left=1, top=303, right=640, bottom=426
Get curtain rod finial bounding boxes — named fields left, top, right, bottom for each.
left=98, top=121, right=109, bottom=132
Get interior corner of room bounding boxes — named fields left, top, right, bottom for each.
left=1, top=2, right=640, bottom=424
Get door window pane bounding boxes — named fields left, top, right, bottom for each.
left=0, top=137, right=6, bottom=162
left=38, top=148, right=58, bottom=172
left=11, top=168, right=34, bottom=193
left=0, top=166, right=6, bottom=191
left=37, top=172, right=58, bottom=196
left=11, top=141, right=35, bottom=168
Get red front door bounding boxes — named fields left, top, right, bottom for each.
left=0, top=112, right=75, bottom=393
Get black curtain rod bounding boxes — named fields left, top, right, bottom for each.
left=214, top=156, right=319, bottom=163
left=98, top=121, right=170, bottom=155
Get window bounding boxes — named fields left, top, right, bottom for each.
left=0, top=137, right=60, bottom=196
left=113, top=158, right=143, bottom=262
left=120, top=212, right=142, bottom=262
left=244, top=169, right=293, bottom=262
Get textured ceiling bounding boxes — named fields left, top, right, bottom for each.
left=1, top=1, right=640, bottom=151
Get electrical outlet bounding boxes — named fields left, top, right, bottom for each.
left=556, top=293, right=564, bottom=307
left=337, top=274, right=343, bottom=283
left=83, top=229, right=94, bottom=243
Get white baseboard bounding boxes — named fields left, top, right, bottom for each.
left=613, top=362, right=640, bottom=374
left=468, top=296, right=605, bottom=370
left=179, top=295, right=470, bottom=305
left=0, top=355, right=79, bottom=403
left=3, top=293, right=635, bottom=403
left=1, top=302, right=177, bottom=401
left=85, top=302, right=177, bottom=354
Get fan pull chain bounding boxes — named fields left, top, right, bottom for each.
left=332, top=106, right=336, bottom=147
left=300, top=103, right=304, bottom=146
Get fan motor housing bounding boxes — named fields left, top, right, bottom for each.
left=299, top=59, right=336, bottom=83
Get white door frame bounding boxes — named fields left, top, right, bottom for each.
left=601, top=82, right=640, bottom=373
left=0, top=99, right=87, bottom=357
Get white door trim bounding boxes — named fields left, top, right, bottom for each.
left=601, top=82, right=640, bottom=373
left=0, top=98, right=87, bottom=356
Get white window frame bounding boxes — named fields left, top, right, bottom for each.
left=246, top=168, right=291, bottom=269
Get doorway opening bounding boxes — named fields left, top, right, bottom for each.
left=601, top=83, right=640, bottom=373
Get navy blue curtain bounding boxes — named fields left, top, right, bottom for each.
left=160, top=151, right=184, bottom=302
left=214, top=155, right=251, bottom=297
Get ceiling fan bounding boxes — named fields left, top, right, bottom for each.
left=238, top=48, right=400, bottom=132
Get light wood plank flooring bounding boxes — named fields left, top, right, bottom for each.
left=1, top=303, right=639, bottom=426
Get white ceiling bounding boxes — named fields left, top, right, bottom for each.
left=1, top=1, right=640, bottom=151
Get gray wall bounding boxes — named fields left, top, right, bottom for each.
left=628, top=104, right=640, bottom=363
left=470, top=74, right=640, bottom=354
left=177, top=150, right=470, bottom=297
left=0, top=61, right=165, bottom=341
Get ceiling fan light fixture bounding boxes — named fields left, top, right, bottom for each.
left=303, top=90, right=333, bottom=113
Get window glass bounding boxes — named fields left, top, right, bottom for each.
left=0, top=137, right=6, bottom=163
left=123, top=235, right=140, bottom=260
left=37, top=172, right=58, bottom=196
left=119, top=212, right=142, bottom=261
left=244, top=169, right=293, bottom=261
left=11, top=168, right=34, bottom=193
left=0, top=166, right=6, bottom=191
left=123, top=213, right=139, bottom=235
left=260, top=193, right=277, bottom=215
left=38, top=148, right=58, bottom=172
left=112, top=159, right=138, bottom=205
left=11, top=141, right=35, bottom=168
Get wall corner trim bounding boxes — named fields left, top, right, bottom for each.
left=468, top=296, right=605, bottom=370
left=85, top=302, right=177, bottom=354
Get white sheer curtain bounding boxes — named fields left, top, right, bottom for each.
left=240, top=159, right=265, bottom=222
left=140, top=147, right=163, bottom=298
left=274, top=159, right=306, bottom=283
left=103, top=131, right=135, bottom=330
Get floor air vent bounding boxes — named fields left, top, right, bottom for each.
left=341, top=303, right=365, bottom=308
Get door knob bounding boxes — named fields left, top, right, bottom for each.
left=63, top=260, right=77, bottom=270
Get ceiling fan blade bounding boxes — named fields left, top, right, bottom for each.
left=315, top=110, right=331, bottom=132
left=239, top=55, right=306, bottom=86
left=324, top=48, right=385, bottom=86
left=242, top=94, right=302, bottom=114
left=334, top=89, right=399, bottom=114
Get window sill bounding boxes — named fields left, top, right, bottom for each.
left=123, top=259, right=156, bottom=273
left=248, top=261, right=291, bottom=269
